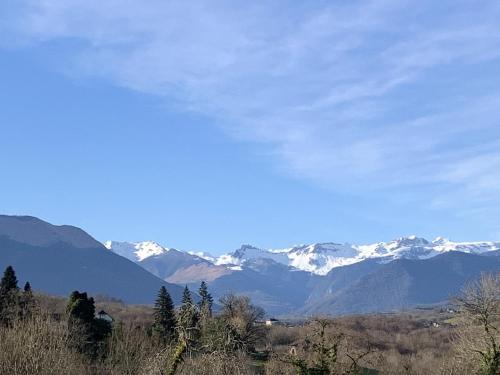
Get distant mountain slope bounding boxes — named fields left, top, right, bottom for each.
left=105, top=240, right=218, bottom=280
left=302, top=252, right=500, bottom=315
left=484, top=249, right=500, bottom=257
left=0, top=216, right=183, bottom=304
left=305, top=258, right=384, bottom=305
left=105, top=237, right=500, bottom=315
left=166, top=263, right=232, bottom=284
left=184, top=258, right=315, bottom=315
left=0, top=215, right=103, bottom=249
left=105, top=241, right=315, bottom=314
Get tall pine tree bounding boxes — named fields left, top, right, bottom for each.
left=153, top=286, right=176, bottom=341
left=181, top=285, right=193, bottom=305
left=23, top=281, right=32, bottom=293
left=177, top=286, right=199, bottom=344
left=20, top=281, right=36, bottom=319
left=0, top=265, right=20, bottom=325
left=0, top=266, right=18, bottom=293
left=198, top=281, right=213, bottom=318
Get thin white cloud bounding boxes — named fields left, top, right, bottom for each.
left=2, top=0, right=500, bottom=216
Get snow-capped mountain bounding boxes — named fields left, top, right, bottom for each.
left=213, top=236, right=500, bottom=275
left=104, top=240, right=169, bottom=261
left=104, top=240, right=219, bottom=281
left=103, top=236, right=500, bottom=314
left=187, top=251, right=216, bottom=263
left=215, top=242, right=377, bottom=275
left=105, top=236, right=500, bottom=276
left=279, top=243, right=360, bottom=275
left=214, top=244, right=289, bottom=267
left=358, top=236, right=498, bottom=262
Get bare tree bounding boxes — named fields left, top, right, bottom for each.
left=218, top=294, right=265, bottom=352
left=277, top=318, right=375, bottom=375
left=452, top=273, right=500, bottom=375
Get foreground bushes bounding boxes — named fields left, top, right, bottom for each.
left=0, top=315, right=90, bottom=375
left=0, top=266, right=261, bottom=374
left=0, top=265, right=498, bottom=374
left=0, top=313, right=257, bottom=375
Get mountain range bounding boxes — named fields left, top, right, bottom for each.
left=0, top=214, right=498, bottom=315
left=106, top=236, right=499, bottom=276
left=105, top=236, right=500, bottom=315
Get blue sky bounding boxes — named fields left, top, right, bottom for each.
left=1, top=0, right=500, bottom=253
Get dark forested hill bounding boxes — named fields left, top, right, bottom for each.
left=0, top=215, right=183, bottom=304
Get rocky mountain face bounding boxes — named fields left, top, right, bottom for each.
left=0, top=215, right=184, bottom=304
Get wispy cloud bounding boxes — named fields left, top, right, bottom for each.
left=2, top=0, right=500, bottom=216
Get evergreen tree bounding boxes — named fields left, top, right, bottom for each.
left=153, top=286, right=176, bottom=341
left=20, top=281, right=36, bottom=319
left=177, top=286, right=199, bottom=345
left=198, top=281, right=213, bottom=318
left=23, top=281, right=32, bottom=293
left=66, top=290, right=111, bottom=357
left=0, top=266, right=20, bottom=325
left=0, top=266, right=18, bottom=293
left=182, top=285, right=193, bottom=305
left=67, top=291, right=96, bottom=323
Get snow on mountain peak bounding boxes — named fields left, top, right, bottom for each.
left=284, top=243, right=360, bottom=275
left=213, top=237, right=500, bottom=275
left=432, top=237, right=450, bottom=245
left=187, top=251, right=216, bottom=262
left=214, top=242, right=361, bottom=275
left=104, top=240, right=169, bottom=262
left=215, top=244, right=289, bottom=267
left=105, top=236, right=500, bottom=276
left=389, top=236, right=429, bottom=247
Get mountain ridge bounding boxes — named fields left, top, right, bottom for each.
left=0, top=215, right=104, bottom=249
left=105, top=237, right=500, bottom=314
left=1, top=214, right=497, bottom=315
left=301, top=251, right=500, bottom=315
left=106, top=236, right=500, bottom=276
left=0, top=215, right=184, bottom=304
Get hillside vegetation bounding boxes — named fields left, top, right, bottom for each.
left=0, top=266, right=498, bottom=374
